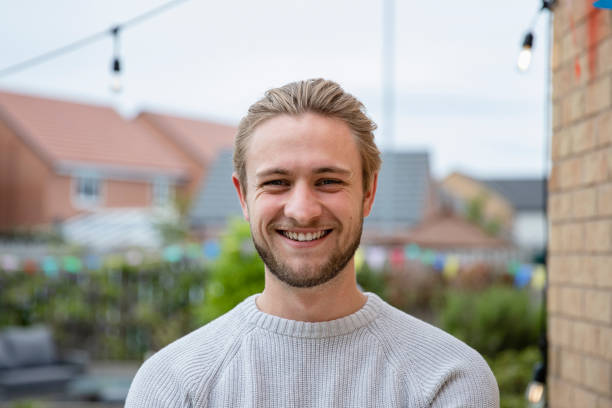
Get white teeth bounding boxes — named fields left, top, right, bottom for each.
left=281, top=230, right=328, bottom=242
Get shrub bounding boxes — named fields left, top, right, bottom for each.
left=436, top=286, right=542, bottom=357
left=195, top=218, right=264, bottom=323
left=487, top=347, right=541, bottom=408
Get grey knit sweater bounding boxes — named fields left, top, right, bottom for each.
left=125, top=293, right=499, bottom=407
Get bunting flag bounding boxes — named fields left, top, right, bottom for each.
left=1, top=254, right=18, bottom=272
left=443, top=256, right=460, bottom=280
left=514, top=264, right=533, bottom=288
left=390, top=247, right=405, bottom=269
left=23, top=259, right=38, bottom=275
left=405, top=244, right=420, bottom=260
left=202, top=240, right=221, bottom=260
left=531, top=265, right=546, bottom=290
left=432, top=254, right=445, bottom=272
left=163, top=245, right=183, bottom=263
left=84, top=253, right=102, bottom=270
left=0, top=242, right=547, bottom=291
left=365, top=246, right=386, bottom=270
left=42, top=256, right=59, bottom=277
left=63, top=256, right=82, bottom=274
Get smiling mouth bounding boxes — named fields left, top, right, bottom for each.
left=277, top=229, right=332, bottom=242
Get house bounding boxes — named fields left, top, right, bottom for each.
left=441, top=172, right=546, bottom=253
left=480, top=178, right=546, bottom=252
left=135, top=111, right=235, bottom=198
left=0, top=90, right=235, bottom=234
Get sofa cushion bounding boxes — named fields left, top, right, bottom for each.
left=1, top=325, right=57, bottom=367
left=0, top=336, right=15, bottom=368
left=0, top=364, right=80, bottom=387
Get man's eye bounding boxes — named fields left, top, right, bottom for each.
left=262, top=180, right=289, bottom=187
left=317, top=179, right=343, bottom=186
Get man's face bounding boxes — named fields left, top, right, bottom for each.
left=233, top=112, right=377, bottom=288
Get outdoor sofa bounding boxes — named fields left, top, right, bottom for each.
left=0, top=324, right=88, bottom=399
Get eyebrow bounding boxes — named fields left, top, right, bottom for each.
left=255, top=166, right=352, bottom=178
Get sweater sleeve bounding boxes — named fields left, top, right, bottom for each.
left=125, top=355, right=193, bottom=408
left=429, top=352, right=499, bottom=408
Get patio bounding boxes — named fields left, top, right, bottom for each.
left=0, top=361, right=139, bottom=408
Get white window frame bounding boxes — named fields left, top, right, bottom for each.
left=152, top=178, right=173, bottom=207
left=73, top=173, right=102, bottom=208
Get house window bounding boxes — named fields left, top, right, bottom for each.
left=153, top=178, right=172, bottom=207
left=75, top=175, right=101, bottom=205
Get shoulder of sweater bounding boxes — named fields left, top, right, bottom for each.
left=368, top=299, right=497, bottom=397
left=128, top=301, right=255, bottom=404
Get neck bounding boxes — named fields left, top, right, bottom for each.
left=256, top=262, right=366, bottom=322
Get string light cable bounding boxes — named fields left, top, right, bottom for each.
left=0, top=0, right=190, bottom=78
left=517, top=0, right=557, bottom=72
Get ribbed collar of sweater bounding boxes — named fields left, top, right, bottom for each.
left=237, top=293, right=382, bottom=339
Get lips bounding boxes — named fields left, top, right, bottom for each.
left=278, top=229, right=332, bottom=242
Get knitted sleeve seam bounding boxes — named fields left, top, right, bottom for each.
left=191, top=323, right=258, bottom=408
left=364, top=320, right=427, bottom=408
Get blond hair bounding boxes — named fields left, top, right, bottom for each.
left=234, top=78, right=381, bottom=192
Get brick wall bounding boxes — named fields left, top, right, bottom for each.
left=548, top=2, right=612, bottom=407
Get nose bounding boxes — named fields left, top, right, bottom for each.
left=284, top=181, right=322, bottom=225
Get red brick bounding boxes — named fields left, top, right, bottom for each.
left=584, top=220, right=612, bottom=252
left=554, top=100, right=564, bottom=130
left=563, top=89, right=586, bottom=124
left=584, top=357, right=611, bottom=395
left=599, top=395, right=612, bottom=408
left=561, top=19, right=587, bottom=65
left=571, top=119, right=596, bottom=153
left=550, top=224, right=562, bottom=253
left=563, top=222, right=586, bottom=251
left=597, top=37, right=612, bottom=77
left=565, top=256, right=586, bottom=285
left=561, top=350, right=584, bottom=383
left=598, top=183, right=612, bottom=216
left=550, top=315, right=573, bottom=347
left=596, top=110, right=612, bottom=146
left=560, top=157, right=583, bottom=189
left=575, top=386, right=599, bottom=407
left=582, top=151, right=608, bottom=185
left=586, top=76, right=612, bottom=116
left=549, top=285, right=560, bottom=314
left=584, top=289, right=612, bottom=323
left=572, top=187, right=597, bottom=218
left=594, top=256, right=612, bottom=289
left=560, top=287, right=584, bottom=318
left=576, top=256, right=598, bottom=286
left=572, top=321, right=600, bottom=354
left=600, top=326, right=612, bottom=361
left=548, top=378, right=574, bottom=408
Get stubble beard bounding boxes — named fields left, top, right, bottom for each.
left=252, top=219, right=363, bottom=289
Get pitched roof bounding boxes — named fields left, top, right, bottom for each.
left=404, top=212, right=509, bottom=249
left=364, top=151, right=430, bottom=231
left=481, top=178, right=546, bottom=211
left=138, top=111, right=236, bottom=166
left=189, top=149, right=243, bottom=227
left=0, top=91, right=190, bottom=177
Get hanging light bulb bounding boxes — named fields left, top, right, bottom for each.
left=109, top=26, right=123, bottom=93
left=517, top=32, right=534, bottom=72
left=525, top=362, right=546, bottom=407
left=110, top=56, right=122, bottom=93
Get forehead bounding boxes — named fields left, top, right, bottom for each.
left=245, top=113, right=361, bottom=177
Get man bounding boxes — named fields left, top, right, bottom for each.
left=126, top=79, right=499, bottom=407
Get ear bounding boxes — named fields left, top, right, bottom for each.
left=232, top=173, right=250, bottom=221
left=362, top=172, right=378, bottom=218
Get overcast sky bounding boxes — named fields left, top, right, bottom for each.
left=0, top=0, right=551, bottom=179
